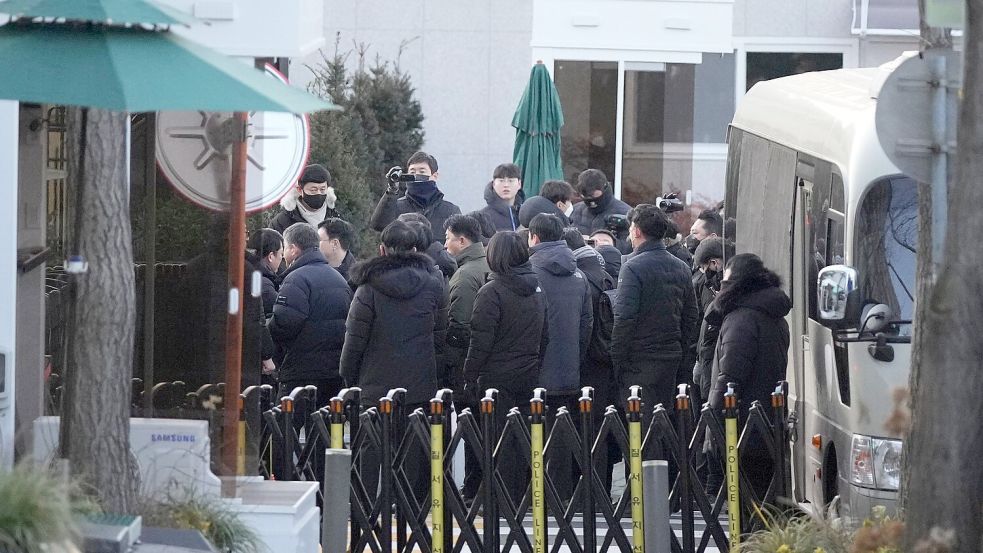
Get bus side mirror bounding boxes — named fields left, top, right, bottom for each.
left=817, top=265, right=862, bottom=328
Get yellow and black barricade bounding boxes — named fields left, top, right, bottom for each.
left=724, top=383, right=741, bottom=548
left=627, top=385, right=645, bottom=553
left=530, top=389, right=547, bottom=553
left=429, top=398, right=445, bottom=553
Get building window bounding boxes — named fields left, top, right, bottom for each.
left=746, top=52, right=843, bottom=91
left=554, top=60, right=618, bottom=186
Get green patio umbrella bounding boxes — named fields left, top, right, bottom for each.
left=0, top=0, right=335, bottom=482
left=512, top=61, right=565, bottom=198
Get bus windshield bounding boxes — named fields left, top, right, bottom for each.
left=856, top=176, right=917, bottom=335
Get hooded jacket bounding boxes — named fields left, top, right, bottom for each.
left=707, top=281, right=791, bottom=416
left=369, top=185, right=462, bottom=240
left=271, top=188, right=341, bottom=234
left=610, top=240, right=698, bottom=406
left=463, top=264, right=548, bottom=387
left=569, top=193, right=631, bottom=236
left=267, top=249, right=353, bottom=382
left=479, top=182, right=520, bottom=231
left=340, top=251, right=449, bottom=405
left=518, top=195, right=570, bottom=228
left=529, top=241, right=593, bottom=391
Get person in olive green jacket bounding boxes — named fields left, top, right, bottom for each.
left=443, top=214, right=491, bottom=377
left=442, top=213, right=491, bottom=503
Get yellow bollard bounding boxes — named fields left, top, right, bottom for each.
left=236, top=396, right=246, bottom=475
left=430, top=399, right=445, bottom=553
left=627, top=388, right=645, bottom=553
left=530, top=395, right=547, bottom=553
left=724, top=384, right=741, bottom=548
left=329, top=397, right=344, bottom=450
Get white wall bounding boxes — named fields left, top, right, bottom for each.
left=292, top=0, right=534, bottom=213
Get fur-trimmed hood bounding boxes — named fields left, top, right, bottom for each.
left=349, top=251, right=440, bottom=299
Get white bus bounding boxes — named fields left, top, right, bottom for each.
left=725, top=61, right=915, bottom=518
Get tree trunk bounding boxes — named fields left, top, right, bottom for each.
left=899, top=0, right=955, bottom=512
left=60, top=108, right=139, bottom=513
left=904, top=2, right=983, bottom=551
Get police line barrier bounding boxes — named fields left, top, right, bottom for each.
left=243, top=381, right=792, bottom=553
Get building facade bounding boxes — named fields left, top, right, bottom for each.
left=297, top=0, right=922, bottom=213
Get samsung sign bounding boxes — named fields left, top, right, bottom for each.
left=151, top=433, right=197, bottom=443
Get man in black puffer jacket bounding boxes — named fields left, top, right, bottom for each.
left=478, top=163, right=522, bottom=231
left=370, top=151, right=461, bottom=240
left=340, top=220, right=449, bottom=504
left=518, top=179, right=575, bottom=228
left=268, top=223, right=353, bottom=406
left=611, top=205, right=698, bottom=414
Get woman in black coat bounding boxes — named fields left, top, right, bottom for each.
left=706, top=253, right=791, bottom=500
left=463, top=231, right=548, bottom=503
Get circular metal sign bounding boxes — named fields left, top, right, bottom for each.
left=155, top=66, right=310, bottom=213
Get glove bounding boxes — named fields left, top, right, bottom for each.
left=385, top=166, right=402, bottom=194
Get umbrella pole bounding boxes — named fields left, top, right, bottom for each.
left=222, top=111, right=248, bottom=492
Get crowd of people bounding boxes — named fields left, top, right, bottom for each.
left=246, top=150, right=791, bottom=504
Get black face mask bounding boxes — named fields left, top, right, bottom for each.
left=686, top=235, right=701, bottom=255
left=303, top=193, right=327, bottom=210
left=583, top=184, right=612, bottom=211
left=706, top=269, right=723, bottom=291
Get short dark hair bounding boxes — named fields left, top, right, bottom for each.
left=247, top=228, right=283, bottom=257
left=664, top=220, right=680, bottom=240
left=317, top=218, right=356, bottom=251
left=541, top=180, right=574, bottom=204
left=381, top=220, right=420, bottom=253
left=444, top=214, right=482, bottom=244
left=493, top=163, right=522, bottom=180
left=562, top=227, right=586, bottom=250
left=693, top=237, right=736, bottom=267
left=397, top=212, right=431, bottom=228
left=697, top=209, right=724, bottom=236
left=283, top=223, right=319, bottom=251
left=529, top=213, right=564, bottom=243
left=403, top=220, right=433, bottom=251
left=406, top=151, right=438, bottom=173
left=627, top=204, right=671, bottom=241
left=300, top=163, right=331, bottom=185
left=468, top=210, right=496, bottom=239
left=577, top=169, right=608, bottom=195
left=486, top=231, right=530, bottom=274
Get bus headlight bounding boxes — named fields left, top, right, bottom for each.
left=850, top=435, right=902, bottom=491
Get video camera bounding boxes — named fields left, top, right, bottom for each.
left=604, top=213, right=629, bottom=234
left=386, top=166, right=430, bottom=185
left=656, top=192, right=684, bottom=214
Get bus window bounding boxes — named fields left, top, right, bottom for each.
left=856, top=176, right=918, bottom=336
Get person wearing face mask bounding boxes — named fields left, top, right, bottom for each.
left=272, top=164, right=341, bottom=234
left=518, top=179, right=575, bottom=227
left=479, top=163, right=523, bottom=231
left=369, top=151, right=462, bottom=240
left=686, top=209, right=723, bottom=257
left=690, top=237, right=735, bottom=405
left=569, top=169, right=631, bottom=237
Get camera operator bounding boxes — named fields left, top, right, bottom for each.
left=570, top=168, right=631, bottom=241
left=370, top=151, right=461, bottom=240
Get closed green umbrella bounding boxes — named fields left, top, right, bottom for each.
left=512, top=61, right=565, bottom=198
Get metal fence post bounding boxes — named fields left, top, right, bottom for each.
left=323, top=448, right=351, bottom=551
left=430, top=398, right=446, bottom=553
left=580, top=386, right=596, bottom=553
left=642, top=460, right=670, bottom=553
left=280, top=396, right=295, bottom=481
left=480, top=389, right=499, bottom=553
left=627, top=385, right=645, bottom=553
left=437, top=388, right=453, bottom=553
left=724, top=383, right=741, bottom=550
left=329, top=396, right=345, bottom=450
left=675, top=384, right=694, bottom=553
left=771, top=383, right=788, bottom=506
left=379, top=396, right=394, bottom=553
left=530, top=390, right=547, bottom=553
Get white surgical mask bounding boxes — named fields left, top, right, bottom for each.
left=564, top=203, right=574, bottom=218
